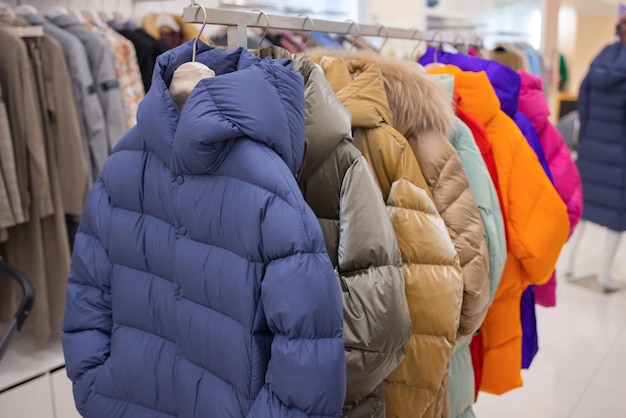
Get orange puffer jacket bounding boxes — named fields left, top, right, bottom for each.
left=430, top=65, right=569, bottom=395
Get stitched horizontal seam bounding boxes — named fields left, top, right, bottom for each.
left=90, top=391, right=176, bottom=417
left=111, top=322, right=252, bottom=403
left=178, top=234, right=264, bottom=264
left=185, top=172, right=300, bottom=213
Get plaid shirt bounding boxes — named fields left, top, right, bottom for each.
left=88, top=23, right=145, bottom=129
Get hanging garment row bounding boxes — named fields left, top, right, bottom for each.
left=61, top=43, right=582, bottom=418
left=1, top=5, right=582, bottom=418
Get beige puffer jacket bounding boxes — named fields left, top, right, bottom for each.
left=255, top=47, right=412, bottom=417
left=377, top=59, right=490, bottom=340
left=313, top=55, right=464, bottom=418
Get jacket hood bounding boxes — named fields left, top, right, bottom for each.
left=253, top=46, right=352, bottom=182
left=431, top=73, right=456, bottom=103
left=312, top=49, right=455, bottom=138
left=375, top=56, right=456, bottom=138
left=420, top=47, right=521, bottom=118
left=428, top=65, right=501, bottom=127
left=312, top=56, right=394, bottom=129
left=136, top=41, right=305, bottom=175
left=517, top=70, right=550, bottom=133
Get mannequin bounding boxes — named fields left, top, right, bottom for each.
left=169, top=7, right=214, bottom=110
left=169, top=61, right=215, bottom=110
left=566, top=222, right=621, bottom=293
left=573, top=15, right=626, bottom=294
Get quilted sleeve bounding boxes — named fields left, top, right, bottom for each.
left=450, top=120, right=507, bottom=307
left=62, top=180, right=113, bottom=415
left=577, top=74, right=590, bottom=133
left=409, top=131, right=490, bottom=338
left=339, top=155, right=411, bottom=406
left=506, top=126, right=569, bottom=285
left=248, top=202, right=346, bottom=417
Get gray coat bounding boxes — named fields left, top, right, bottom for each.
left=0, top=28, right=70, bottom=342
left=21, top=13, right=108, bottom=181
left=39, top=34, right=89, bottom=217
left=47, top=14, right=127, bottom=151
left=255, top=46, right=412, bottom=417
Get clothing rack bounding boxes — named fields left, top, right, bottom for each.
left=182, top=5, right=482, bottom=50
left=0, top=257, right=35, bottom=363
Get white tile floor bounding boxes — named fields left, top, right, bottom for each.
left=474, top=221, right=626, bottom=418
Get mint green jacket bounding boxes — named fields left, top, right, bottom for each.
left=433, top=74, right=507, bottom=418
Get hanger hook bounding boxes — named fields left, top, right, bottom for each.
left=192, top=4, right=208, bottom=62
left=376, top=23, right=389, bottom=52
left=432, top=30, right=443, bottom=64
left=252, top=9, right=270, bottom=49
left=410, top=27, right=424, bottom=60
left=454, top=33, right=466, bottom=50
left=297, top=14, right=315, bottom=53
left=475, top=35, right=484, bottom=51
left=345, top=19, right=361, bottom=50
left=345, top=19, right=361, bottom=36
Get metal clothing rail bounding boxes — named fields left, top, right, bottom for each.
left=182, top=4, right=482, bottom=50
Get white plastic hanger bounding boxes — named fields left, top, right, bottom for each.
left=169, top=5, right=215, bottom=110
left=81, top=0, right=105, bottom=27
left=46, top=6, right=69, bottom=19
left=14, top=4, right=39, bottom=16
left=424, top=32, right=446, bottom=70
left=98, top=9, right=114, bottom=22
left=69, top=7, right=87, bottom=23
left=155, top=13, right=180, bottom=32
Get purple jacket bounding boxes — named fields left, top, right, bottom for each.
left=420, top=48, right=552, bottom=369
left=420, top=48, right=552, bottom=181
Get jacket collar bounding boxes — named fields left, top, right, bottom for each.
left=315, top=56, right=394, bottom=129
left=517, top=70, right=549, bottom=133
left=136, top=41, right=305, bottom=175
left=420, top=47, right=521, bottom=118
left=428, top=65, right=501, bottom=127
left=253, top=46, right=352, bottom=183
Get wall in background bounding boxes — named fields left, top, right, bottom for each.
left=558, top=10, right=616, bottom=95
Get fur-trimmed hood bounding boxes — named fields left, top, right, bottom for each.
left=311, top=49, right=456, bottom=139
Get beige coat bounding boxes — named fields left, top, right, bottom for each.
left=314, top=55, right=463, bottom=418
left=0, top=84, right=24, bottom=232
left=0, top=29, right=71, bottom=341
left=375, top=59, right=490, bottom=341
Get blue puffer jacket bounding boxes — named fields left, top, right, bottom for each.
left=578, top=42, right=626, bottom=231
left=62, top=42, right=346, bottom=418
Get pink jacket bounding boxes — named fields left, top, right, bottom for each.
left=518, top=70, right=583, bottom=307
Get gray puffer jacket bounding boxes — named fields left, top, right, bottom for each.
left=255, top=46, right=412, bottom=417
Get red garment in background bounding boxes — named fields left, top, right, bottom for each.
left=470, top=332, right=485, bottom=401
left=455, top=97, right=507, bottom=236
left=456, top=93, right=507, bottom=399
